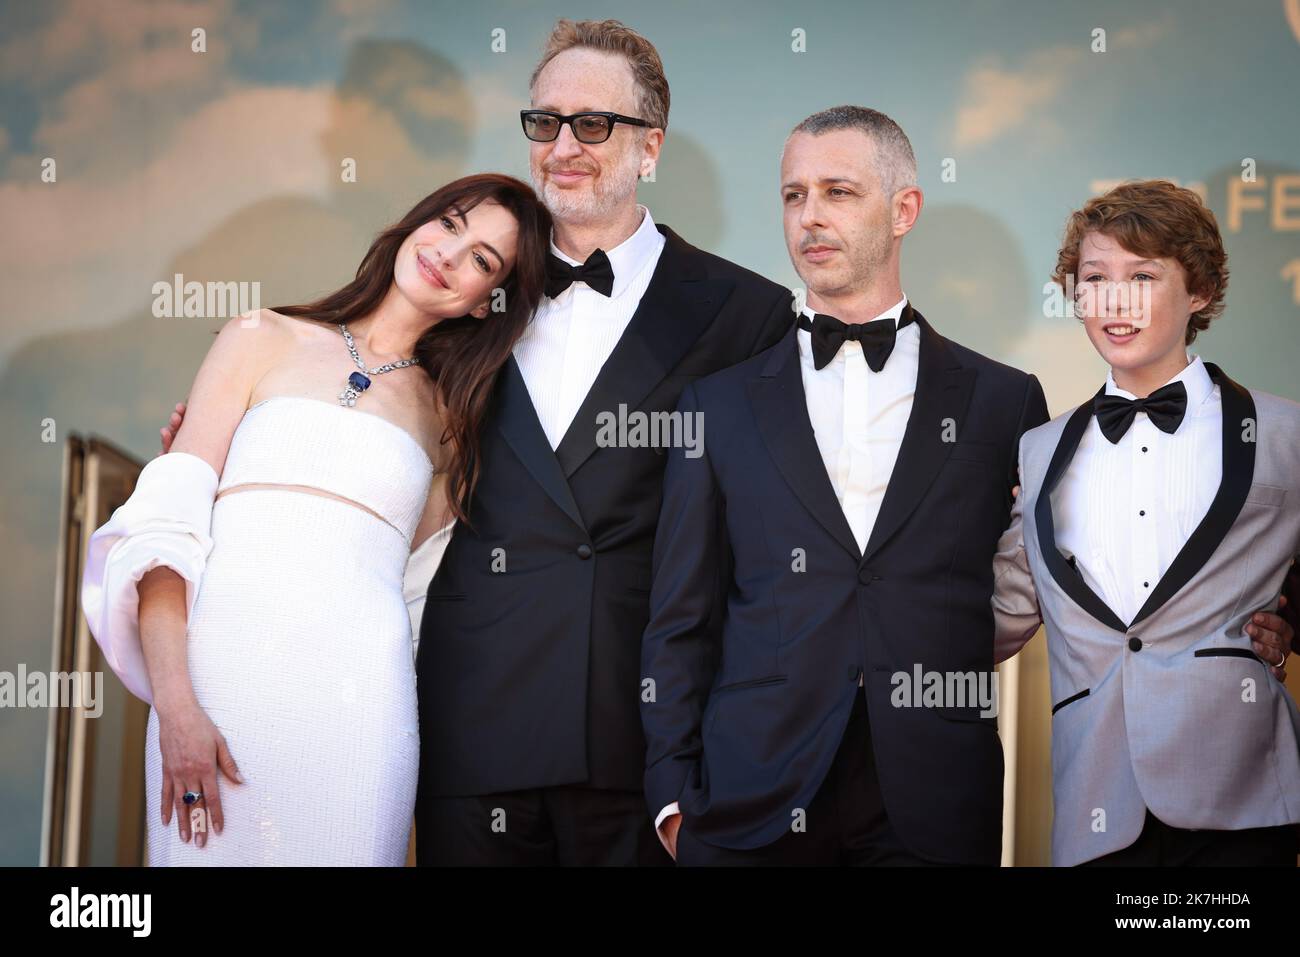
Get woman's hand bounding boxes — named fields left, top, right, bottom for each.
left=156, top=700, right=243, bottom=848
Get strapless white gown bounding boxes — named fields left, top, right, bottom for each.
left=83, top=396, right=446, bottom=866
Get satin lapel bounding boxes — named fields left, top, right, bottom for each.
left=860, top=308, right=976, bottom=565
left=554, top=225, right=734, bottom=478
left=495, top=355, right=585, bottom=531
left=747, top=327, right=861, bottom=561
left=1130, top=363, right=1256, bottom=626
left=1034, top=394, right=1129, bottom=634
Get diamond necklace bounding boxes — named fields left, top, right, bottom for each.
left=337, top=323, right=419, bottom=406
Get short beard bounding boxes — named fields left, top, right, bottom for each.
left=532, top=140, right=644, bottom=226
left=803, top=229, right=892, bottom=301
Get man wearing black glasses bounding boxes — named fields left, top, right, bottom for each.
left=521, top=109, right=651, bottom=145
left=411, top=18, right=796, bottom=865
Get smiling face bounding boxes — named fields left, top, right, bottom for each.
left=527, top=47, right=660, bottom=225
left=1075, top=230, right=1208, bottom=385
left=780, top=129, right=909, bottom=301
left=394, top=199, right=519, bottom=319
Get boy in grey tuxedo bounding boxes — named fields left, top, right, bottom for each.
left=993, top=180, right=1300, bottom=866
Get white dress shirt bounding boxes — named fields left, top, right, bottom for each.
left=1053, top=355, right=1221, bottom=625
left=656, top=294, right=919, bottom=845
left=797, top=295, right=917, bottom=554
left=513, top=203, right=666, bottom=449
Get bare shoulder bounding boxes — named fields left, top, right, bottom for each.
left=170, top=312, right=285, bottom=472
left=200, top=310, right=293, bottom=376
left=197, top=309, right=334, bottom=410
left=236, top=307, right=325, bottom=343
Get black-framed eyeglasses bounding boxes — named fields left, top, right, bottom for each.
left=520, top=110, right=651, bottom=144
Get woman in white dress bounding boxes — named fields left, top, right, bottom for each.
left=80, top=174, right=552, bottom=865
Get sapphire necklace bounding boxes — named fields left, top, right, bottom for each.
left=337, top=323, right=419, bottom=406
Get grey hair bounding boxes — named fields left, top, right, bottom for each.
left=784, top=105, right=917, bottom=198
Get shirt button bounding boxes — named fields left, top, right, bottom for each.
left=1128, top=637, right=1143, bottom=652
left=576, top=544, right=593, bottom=559
left=1143, top=581, right=1149, bottom=588
left=1139, top=510, right=1146, bottom=516
left=1141, top=447, right=1148, bottom=453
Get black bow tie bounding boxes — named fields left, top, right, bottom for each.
left=545, top=248, right=614, bottom=298
left=797, top=309, right=912, bottom=372
left=1093, top=381, right=1188, bottom=444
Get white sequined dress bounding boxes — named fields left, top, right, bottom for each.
left=82, top=396, right=449, bottom=866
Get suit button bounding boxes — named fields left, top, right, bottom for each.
left=1128, top=637, right=1143, bottom=652
left=858, top=567, right=874, bottom=585
left=576, top=544, right=593, bottom=559
left=848, top=665, right=861, bottom=681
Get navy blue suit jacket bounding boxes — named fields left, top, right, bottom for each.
left=640, top=306, right=1049, bottom=864
left=415, top=224, right=795, bottom=807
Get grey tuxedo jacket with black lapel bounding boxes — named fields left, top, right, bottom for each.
left=993, top=362, right=1300, bottom=866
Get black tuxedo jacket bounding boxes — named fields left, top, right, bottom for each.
left=415, top=224, right=795, bottom=800
left=640, top=306, right=1049, bottom=864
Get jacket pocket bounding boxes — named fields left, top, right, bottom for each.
left=1245, top=483, right=1286, bottom=508
left=706, top=675, right=788, bottom=736
left=711, top=675, right=788, bottom=695
left=1194, top=647, right=1263, bottom=663
left=1051, top=687, right=1090, bottom=715
left=947, top=440, right=1001, bottom=467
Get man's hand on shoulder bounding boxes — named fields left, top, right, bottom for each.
left=159, top=402, right=186, bottom=455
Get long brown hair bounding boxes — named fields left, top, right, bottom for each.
left=274, top=174, right=552, bottom=522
